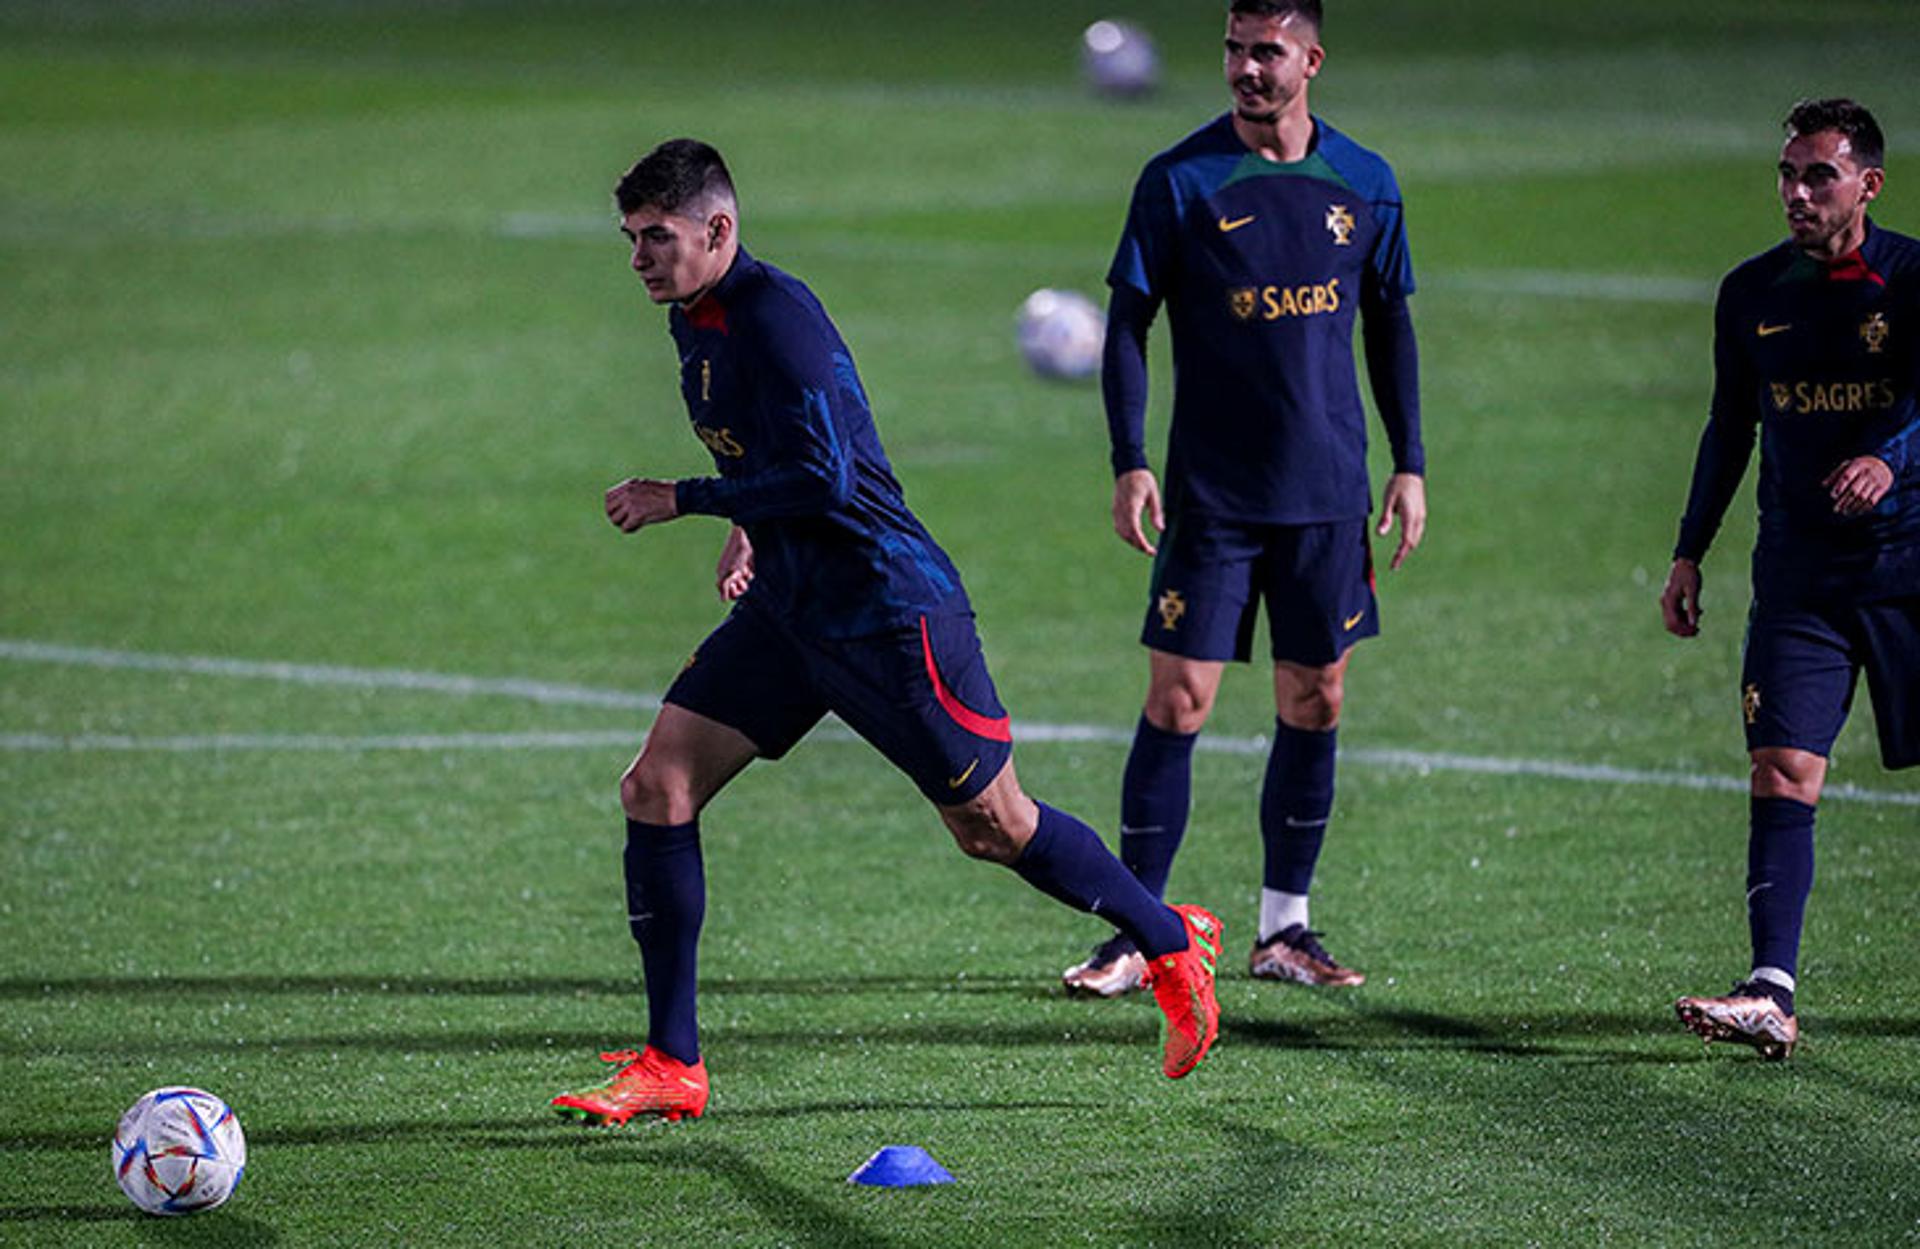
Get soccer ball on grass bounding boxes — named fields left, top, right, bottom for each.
left=1015, top=288, right=1106, bottom=381
left=111, top=1086, right=247, bottom=1216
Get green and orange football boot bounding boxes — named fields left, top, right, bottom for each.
left=1144, top=904, right=1222, bottom=1078
left=551, top=1046, right=709, bottom=1124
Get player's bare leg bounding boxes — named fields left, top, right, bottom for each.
left=1676, top=747, right=1823, bottom=1060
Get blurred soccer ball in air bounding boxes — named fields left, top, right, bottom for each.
left=1016, top=288, right=1106, bottom=381
left=1082, top=19, right=1159, bottom=97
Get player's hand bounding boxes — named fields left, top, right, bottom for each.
left=605, top=478, right=679, bottom=532
left=1376, top=472, right=1426, bottom=571
left=1113, top=468, right=1163, bottom=555
left=1824, top=456, right=1893, bottom=517
left=1660, top=558, right=1703, bottom=637
left=716, top=525, right=754, bottom=600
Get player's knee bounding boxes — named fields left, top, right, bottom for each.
left=619, top=758, right=696, bottom=825
left=1279, top=678, right=1342, bottom=731
left=940, top=805, right=1021, bottom=864
left=1146, top=683, right=1215, bottom=735
left=1749, top=751, right=1823, bottom=804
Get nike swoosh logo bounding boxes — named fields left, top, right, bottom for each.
left=1343, top=611, right=1365, bottom=630
left=1218, top=214, right=1256, bottom=232
left=1756, top=322, right=1792, bottom=337
left=947, top=758, right=980, bottom=789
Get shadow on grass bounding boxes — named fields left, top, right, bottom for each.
left=589, top=1141, right=902, bottom=1249
left=0, top=1207, right=279, bottom=1243
left=0, top=973, right=1040, bottom=1000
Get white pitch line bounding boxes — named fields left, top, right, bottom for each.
left=0, top=731, right=637, bottom=753
left=2, top=639, right=1916, bottom=808
left=0, top=639, right=659, bottom=711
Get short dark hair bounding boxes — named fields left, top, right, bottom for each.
left=614, top=138, right=737, bottom=217
left=1229, top=0, right=1322, bottom=31
left=1784, top=98, right=1885, bottom=169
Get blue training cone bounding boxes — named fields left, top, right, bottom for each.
left=847, top=1145, right=956, bottom=1187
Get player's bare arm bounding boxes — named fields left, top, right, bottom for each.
left=1112, top=467, right=1164, bottom=555
left=605, top=477, right=680, bottom=532
left=1376, top=472, right=1426, bottom=571
left=1824, top=455, right=1893, bottom=516
left=715, top=524, right=754, bottom=600
left=1659, top=557, right=1704, bottom=637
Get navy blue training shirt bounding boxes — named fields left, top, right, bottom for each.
left=667, top=248, right=968, bottom=637
left=1107, top=114, right=1422, bottom=523
left=1677, top=222, right=1920, bottom=602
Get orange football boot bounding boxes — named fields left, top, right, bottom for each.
left=551, top=1046, right=710, bottom=1124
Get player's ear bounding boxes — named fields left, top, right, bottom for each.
left=1860, top=166, right=1884, bottom=205
left=707, top=212, right=733, bottom=252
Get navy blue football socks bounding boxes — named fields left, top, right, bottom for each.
left=624, top=818, right=705, bottom=1066
left=1016, top=802, right=1188, bottom=958
left=1746, top=796, right=1816, bottom=980
left=1119, top=715, right=1198, bottom=899
left=1261, top=719, right=1338, bottom=894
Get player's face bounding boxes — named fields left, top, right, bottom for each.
left=1223, top=13, right=1322, bottom=125
left=1778, top=130, right=1883, bottom=258
left=620, top=205, right=730, bottom=305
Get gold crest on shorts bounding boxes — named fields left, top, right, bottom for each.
left=1157, top=589, right=1187, bottom=632
left=1743, top=682, right=1761, bottom=726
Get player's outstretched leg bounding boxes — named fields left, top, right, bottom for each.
left=1145, top=903, right=1223, bottom=1078
left=552, top=1047, right=711, bottom=1124
left=1675, top=981, right=1798, bottom=1061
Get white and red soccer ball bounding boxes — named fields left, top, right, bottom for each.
left=111, top=1087, right=246, bottom=1216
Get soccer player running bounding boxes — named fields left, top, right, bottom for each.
left=1663, top=99, right=1919, bottom=1061
left=549, top=140, right=1223, bottom=1125
left=1062, top=0, right=1425, bottom=998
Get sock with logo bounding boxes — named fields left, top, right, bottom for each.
left=1119, top=715, right=1199, bottom=899
left=1261, top=719, right=1338, bottom=896
left=1015, top=802, right=1188, bottom=958
left=624, top=818, right=705, bottom=1065
left=1746, top=796, right=1816, bottom=983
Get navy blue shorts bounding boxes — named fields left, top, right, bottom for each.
left=1741, top=596, right=1920, bottom=770
left=1141, top=515, right=1379, bottom=665
left=663, top=605, right=1014, bottom=804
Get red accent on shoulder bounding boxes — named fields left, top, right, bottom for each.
left=685, top=294, right=729, bottom=333
left=919, top=616, right=1012, bottom=743
left=1824, top=249, right=1886, bottom=286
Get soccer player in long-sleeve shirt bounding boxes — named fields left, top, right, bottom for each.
left=1663, top=98, right=1920, bottom=1060
left=549, top=139, right=1223, bottom=1125
left=1062, top=0, right=1427, bottom=1000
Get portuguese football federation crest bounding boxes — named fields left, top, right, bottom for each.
left=1743, top=683, right=1761, bottom=726
left=1157, top=589, right=1187, bottom=631
left=1325, top=203, right=1355, bottom=246
left=1860, top=311, right=1889, bottom=354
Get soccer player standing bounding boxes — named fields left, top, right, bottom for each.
left=1663, top=99, right=1919, bottom=1060
left=550, top=140, right=1223, bottom=1124
left=1062, top=0, right=1425, bottom=997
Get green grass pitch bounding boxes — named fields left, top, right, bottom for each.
left=3, top=1, right=1918, bottom=1244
